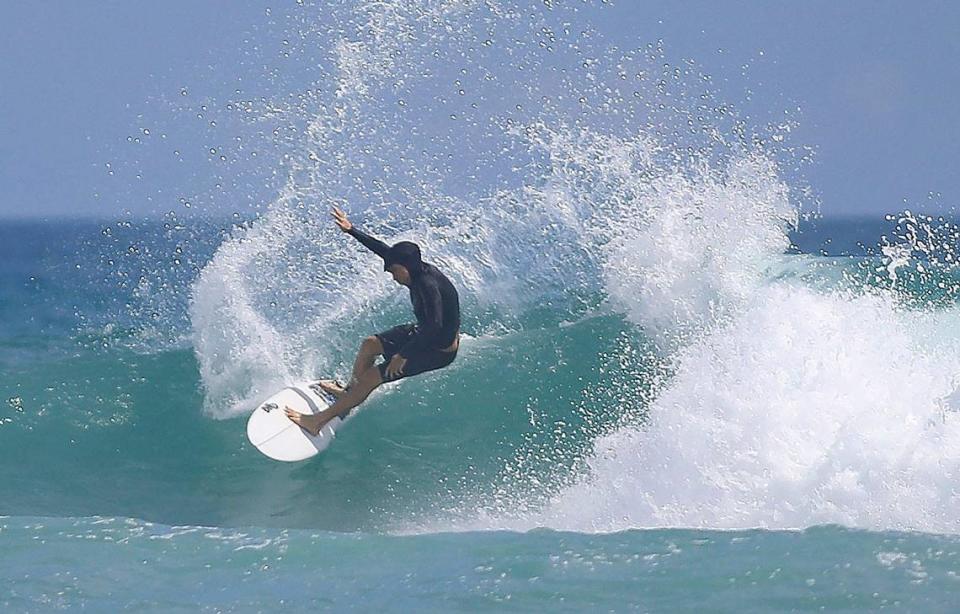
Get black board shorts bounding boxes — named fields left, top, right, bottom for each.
left=374, top=323, right=458, bottom=382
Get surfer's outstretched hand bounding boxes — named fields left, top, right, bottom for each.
left=332, top=206, right=352, bottom=232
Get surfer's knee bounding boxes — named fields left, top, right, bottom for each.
left=361, top=335, right=383, bottom=355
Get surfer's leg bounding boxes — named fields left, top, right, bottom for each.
left=350, top=336, right=384, bottom=386
left=365, top=324, right=417, bottom=387
left=330, top=365, right=383, bottom=417
left=317, top=336, right=384, bottom=398
left=285, top=366, right=383, bottom=435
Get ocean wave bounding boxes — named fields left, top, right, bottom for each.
left=178, top=0, right=960, bottom=538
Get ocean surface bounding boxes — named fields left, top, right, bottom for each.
left=5, top=216, right=960, bottom=612
left=5, top=1, right=960, bottom=611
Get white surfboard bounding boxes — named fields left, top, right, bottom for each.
left=246, top=380, right=357, bottom=462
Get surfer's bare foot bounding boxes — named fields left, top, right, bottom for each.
left=284, top=406, right=329, bottom=436
left=316, top=379, right=348, bottom=399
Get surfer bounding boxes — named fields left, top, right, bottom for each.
left=284, top=206, right=461, bottom=435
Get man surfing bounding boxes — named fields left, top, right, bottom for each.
left=284, top=207, right=461, bottom=435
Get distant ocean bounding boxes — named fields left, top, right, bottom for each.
left=4, top=0, right=960, bottom=610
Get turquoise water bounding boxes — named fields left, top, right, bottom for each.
left=6, top=0, right=960, bottom=609
left=3, top=517, right=959, bottom=612
left=3, top=217, right=960, bottom=610
left=1, top=221, right=637, bottom=531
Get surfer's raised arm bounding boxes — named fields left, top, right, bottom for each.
left=332, top=206, right=391, bottom=259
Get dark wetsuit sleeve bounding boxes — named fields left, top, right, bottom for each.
left=347, top=226, right=391, bottom=260
left=398, top=279, right=444, bottom=358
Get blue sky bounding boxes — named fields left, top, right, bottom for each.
left=1, top=1, right=958, bottom=219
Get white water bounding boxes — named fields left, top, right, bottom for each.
left=519, top=172, right=960, bottom=534
left=533, top=284, right=960, bottom=533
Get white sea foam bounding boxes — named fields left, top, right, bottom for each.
left=512, top=148, right=960, bottom=533
left=529, top=285, right=960, bottom=533
left=602, top=152, right=795, bottom=346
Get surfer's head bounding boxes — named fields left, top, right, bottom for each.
left=386, top=262, right=411, bottom=285
left=383, top=241, right=422, bottom=284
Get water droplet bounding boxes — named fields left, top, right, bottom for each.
left=7, top=397, right=24, bottom=413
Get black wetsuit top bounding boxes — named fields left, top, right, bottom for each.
left=347, top=226, right=461, bottom=358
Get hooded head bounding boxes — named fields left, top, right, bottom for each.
left=383, top=241, right=423, bottom=284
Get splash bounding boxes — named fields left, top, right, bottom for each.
left=183, top=0, right=960, bottom=538
left=188, top=0, right=790, bottom=417
left=601, top=151, right=795, bottom=346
